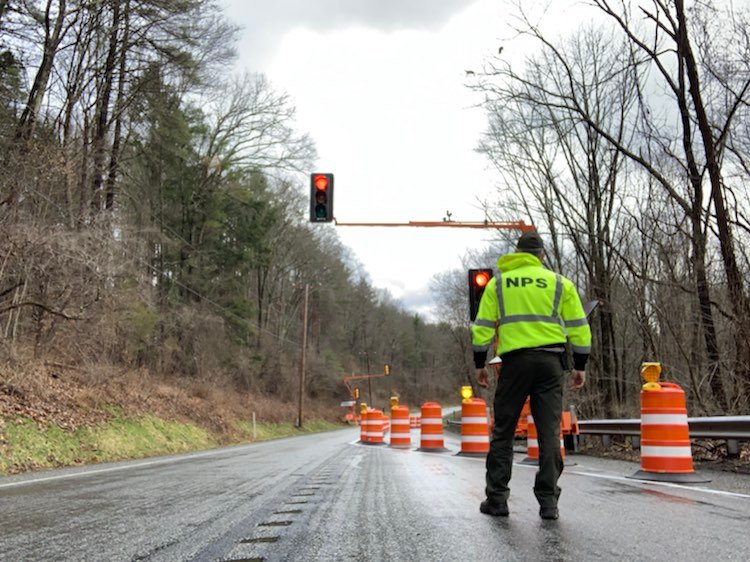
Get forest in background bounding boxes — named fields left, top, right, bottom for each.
left=1, top=1, right=750, bottom=425
left=464, top=0, right=750, bottom=417
left=0, top=0, right=469, bottom=419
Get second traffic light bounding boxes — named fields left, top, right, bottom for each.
left=310, top=173, right=334, bottom=222
left=468, top=268, right=493, bottom=321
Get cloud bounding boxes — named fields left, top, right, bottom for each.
left=223, top=0, right=475, bottom=70
left=227, top=0, right=473, bottom=32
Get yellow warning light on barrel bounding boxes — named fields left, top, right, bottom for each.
left=641, top=362, right=662, bottom=391
left=360, top=403, right=367, bottom=414
left=390, top=396, right=399, bottom=409
left=461, top=386, right=473, bottom=402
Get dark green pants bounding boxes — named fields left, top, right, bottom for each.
left=486, top=350, right=564, bottom=508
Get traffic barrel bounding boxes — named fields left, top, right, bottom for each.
left=514, top=398, right=531, bottom=438
left=457, top=398, right=490, bottom=456
left=520, top=413, right=573, bottom=465
left=520, top=413, right=538, bottom=464
left=381, top=411, right=390, bottom=434
left=559, top=413, right=576, bottom=466
left=359, top=407, right=369, bottom=443
left=417, top=402, right=448, bottom=452
left=628, top=381, right=709, bottom=483
left=389, top=405, right=411, bottom=448
left=360, top=408, right=385, bottom=445
left=410, top=414, right=421, bottom=429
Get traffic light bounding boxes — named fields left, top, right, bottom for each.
left=309, top=173, right=334, bottom=222
left=384, top=364, right=391, bottom=376
left=468, top=268, right=493, bottom=321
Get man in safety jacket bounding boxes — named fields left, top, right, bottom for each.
left=472, top=230, right=591, bottom=520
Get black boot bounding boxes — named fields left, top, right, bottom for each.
left=480, top=499, right=509, bottom=517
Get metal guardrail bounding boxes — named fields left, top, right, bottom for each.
left=448, top=414, right=750, bottom=440
left=577, top=416, right=750, bottom=440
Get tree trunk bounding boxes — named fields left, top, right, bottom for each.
left=90, top=0, right=121, bottom=217
left=3, top=0, right=67, bottom=212
left=676, top=0, right=750, bottom=403
left=16, top=0, right=67, bottom=141
left=105, top=0, right=131, bottom=212
left=0, top=0, right=10, bottom=28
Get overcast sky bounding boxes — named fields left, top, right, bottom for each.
left=220, top=0, right=562, bottom=319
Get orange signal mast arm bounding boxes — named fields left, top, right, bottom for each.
left=333, top=220, right=535, bottom=232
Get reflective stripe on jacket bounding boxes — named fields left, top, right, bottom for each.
left=471, top=252, right=591, bottom=356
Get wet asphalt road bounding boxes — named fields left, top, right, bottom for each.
left=0, top=427, right=749, bottom=561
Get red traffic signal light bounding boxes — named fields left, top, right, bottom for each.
left=468, top=268, right=493, bottom=321
left=310, top=173, right=334, bottom=222
left=473, top=270, right=490, bottom=288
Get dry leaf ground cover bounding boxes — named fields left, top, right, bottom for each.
left=0, top=361, right=342, bottom=475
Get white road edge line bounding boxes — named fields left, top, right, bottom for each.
left=537, top=463, right=750, bottom=500
left=347, top=440, right=750, bottom=500
left=0, top=449, right=228, bottom=489
left=1, top=430, right=356, bottom=490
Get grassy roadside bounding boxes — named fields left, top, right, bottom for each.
left=0, top=413, right=342, bottom=475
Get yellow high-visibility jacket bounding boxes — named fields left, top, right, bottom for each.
left=471, top=252, right=591, bottom=363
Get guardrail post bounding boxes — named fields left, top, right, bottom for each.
left=727, top=439, right=739, bottom=458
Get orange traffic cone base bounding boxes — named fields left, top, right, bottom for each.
left=627, top=469, right=710, bottom=483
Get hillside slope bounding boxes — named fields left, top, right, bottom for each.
left=0, top=361, right=342, bottom=475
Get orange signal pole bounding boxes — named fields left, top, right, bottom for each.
left=333, top=220, right=536, bottom=232
left=343, top=373, right=388, bottom=397
left=343, top=373, right=389, bottom=422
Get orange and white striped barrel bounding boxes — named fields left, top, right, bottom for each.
left=514, top=398, right=531, bottom=438
left=359, top=408, right=372, bottom=443
left=361, top=408, right=385, bottom=445
left=389, top=405, right=411, bottom=448
left=521, top=413, right=568, bottom=464
left=409, top=414, right=421, bottom=429
left=359, top=408, right=369, bottom=443
left=559, top=428, right=569, bottom=464
left=418, top=402, right=447, bottom=451
left=458, top=398, right=489, bottom=456
left=521, top=413, right=539, bottom=464
left=629, top=382, right=708, bottom=482
left=381, top=411, right=390, bottom=434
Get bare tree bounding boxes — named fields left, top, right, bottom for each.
left=473, top=24, right=637, bottom=414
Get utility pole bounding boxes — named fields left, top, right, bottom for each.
left=365, top=352, right=373, bottom=406
left=297, top=283, right=309, bottom=428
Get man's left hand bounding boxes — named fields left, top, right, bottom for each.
left=476, top=368, right=489, bottom=388
left=571, top=369, right=586, bottom=389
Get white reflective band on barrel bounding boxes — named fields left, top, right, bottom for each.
left=461, top=417, right=488, bottom=424
left=390, top=419, right=410, bottom=426
left=527, top=438, right=538, bottom=447
left=641, top=445, right=692, bottom=458
left=641, top=414, right=688, bottom=425
left=420, top=417, right=443, bottom=426
left=363, top=432, right=382, bottom=437
left=461, top=435, right=489, bottom=443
